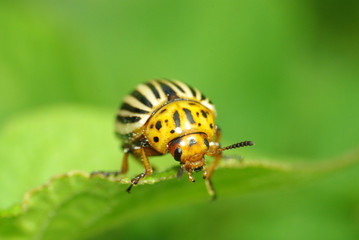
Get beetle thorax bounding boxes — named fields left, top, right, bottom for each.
left=144, top=100, right=216, bottom=154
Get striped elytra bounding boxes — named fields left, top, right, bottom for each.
left=115, top=79, right=216, bottom=149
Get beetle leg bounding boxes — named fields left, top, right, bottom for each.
left=206, top=126, right=223, bottom=178
left=130, top=145, right=160, bottom=172
left=202, top=165, right=208, bottom=179
left=206, top=126, right=222, bottom=156
left=206, top=152, right=222, bottom=180
left=205, top=152, right=221, bottom=200
left=187, top=170, right=195, bottom=182
left=204, top=126, right=222, bottom=199
left=90, top=149, right=130, bottom=177
left=205, top=178, right=217, bottom=200
left=129, top=146, right=149, bottom=167
left=127, top=146, right=153, bottom=193
left=119, top=149, right=129, bottom=174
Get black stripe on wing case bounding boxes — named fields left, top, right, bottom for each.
left=200, top=93, right=206, bottom=100
left=131, top=90, right=153, bottom=108
left=159, top=81, right=178, bottom=100
left=146, top=82, right=161, bottom=99
left=188, top=86, right=196, bottom=97
left=117, top=115, right=141, bottom=123
left=169, top=80, right=185, bottom=93
left=120, top=103, right=149, bottom=114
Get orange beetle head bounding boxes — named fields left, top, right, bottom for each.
left=168, top=133, right=209, bottom=173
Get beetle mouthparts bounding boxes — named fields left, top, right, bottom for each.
left=194, top=166, right=203, bottom=172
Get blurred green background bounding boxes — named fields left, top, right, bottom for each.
left=1, top=0, right=359, bottom=239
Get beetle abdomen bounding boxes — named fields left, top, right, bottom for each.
left=116, top=79, right=215, bottom=137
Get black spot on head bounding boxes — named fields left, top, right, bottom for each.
left=198, top=123, right=201, bottom=127
left=154, top=136, right=159, bottom=142
left=196, top=112, right=199, bottom=117
left=204, top=138, right=209, bottom=148
left=170, top=130, right=175, bottom=133
left=201, top=110, right=207, bottom=118
left=155, top=121, right=162, bottom=131
left=159, top=108, right=167, bottom=114
left=150, top=124, right=154, bottom=129
left=174, top=148, right=182, bottom=162
left=189, top=102, right=196, bottom=106
left=165, top=119, right=168, bottom=123
left=189, top=138, right=197, bottom=147
left=210, top=123, right=213, bottom=129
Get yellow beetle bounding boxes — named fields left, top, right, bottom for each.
left=92, top=79, right=254, bottom=198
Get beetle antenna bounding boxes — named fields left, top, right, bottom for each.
left=219, top=141, right=254, bottom=152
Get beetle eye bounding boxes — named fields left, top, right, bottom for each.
left=174, top=148, right=182, bottom=162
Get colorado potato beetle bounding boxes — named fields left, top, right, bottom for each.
left=92, top=79, right=253, bottom=198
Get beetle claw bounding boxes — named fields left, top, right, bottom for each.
left=126, top=185, right=133, bottom=193
left=187, top=171, right=195, bottom=182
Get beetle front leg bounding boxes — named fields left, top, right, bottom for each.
left=205, top=152, right=222, bottom=200
left=206, top=126, right=223, bottom=179
left=204, top=126, right=222, bottom=199
left=127, top=146, right=153, bottom=193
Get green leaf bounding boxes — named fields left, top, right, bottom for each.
left=0, top=106, right=358, bottom=240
